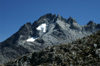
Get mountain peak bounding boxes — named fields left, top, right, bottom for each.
left=57, top=14, right=61, bottom=18
left=67, top=17, right=77, bottom=24
left=39, top=13, right=56, bottom=20
left=87, top=20, right=95, bottom=25
left=69, top=17, right=73, bottom=19
left=21, top=22, right=32, bottom=29
left=25, top=22, right=32, bottom=26
left=56, top=14, right=62, bottom=20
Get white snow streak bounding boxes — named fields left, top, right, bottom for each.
left=26, top=37, right=36, bottom=42
left=36, top=23, right=47, bottom=32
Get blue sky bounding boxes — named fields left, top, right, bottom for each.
left=0, top=0, right=100, bottom=42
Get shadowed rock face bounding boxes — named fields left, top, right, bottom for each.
left=0, top=13, right=100, bottom=64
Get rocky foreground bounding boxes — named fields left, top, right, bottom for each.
left=3, top=30, right=100, bottom=66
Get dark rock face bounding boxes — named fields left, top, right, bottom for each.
left=0, top=13, right=100, bottom=64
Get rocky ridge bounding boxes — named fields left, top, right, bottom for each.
left=0, top=13, right=100, bottom=64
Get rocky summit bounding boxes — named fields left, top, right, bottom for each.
left=0, top=13, right=100, bottom=64
left=4, top=30, right=100, bottom=66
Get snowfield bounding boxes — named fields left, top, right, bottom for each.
left=36, top=23, right=47, bottom=32
left=26, top=37, right=36, bottom=42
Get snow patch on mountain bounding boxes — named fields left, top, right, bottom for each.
left=26, top=37, right=36, bottom=42
left=36, top=23, right=47, bottom=32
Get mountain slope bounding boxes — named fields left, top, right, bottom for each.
left=0, top=13, right=100, bottom=64
left=4, top=30, right=100, bottom=66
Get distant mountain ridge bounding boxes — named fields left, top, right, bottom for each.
left=0, top=13, right=100, bottom=64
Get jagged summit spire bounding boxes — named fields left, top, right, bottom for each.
left=39, top=13, right=56, bottom=20
left=25, top=22, right=32, bottom=26
left=56, top=14, right=62, bottom=20
left=34, top=13, right=57, bottom=25
left=57, top=14, right=61, bottom=17
left=69, top=17, right=73, bottom=19
left=67, top=17, right=77, bottom=24
left=87, top=20, right=95, bottom=25
left=68, top=17, right=76, bottom=21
